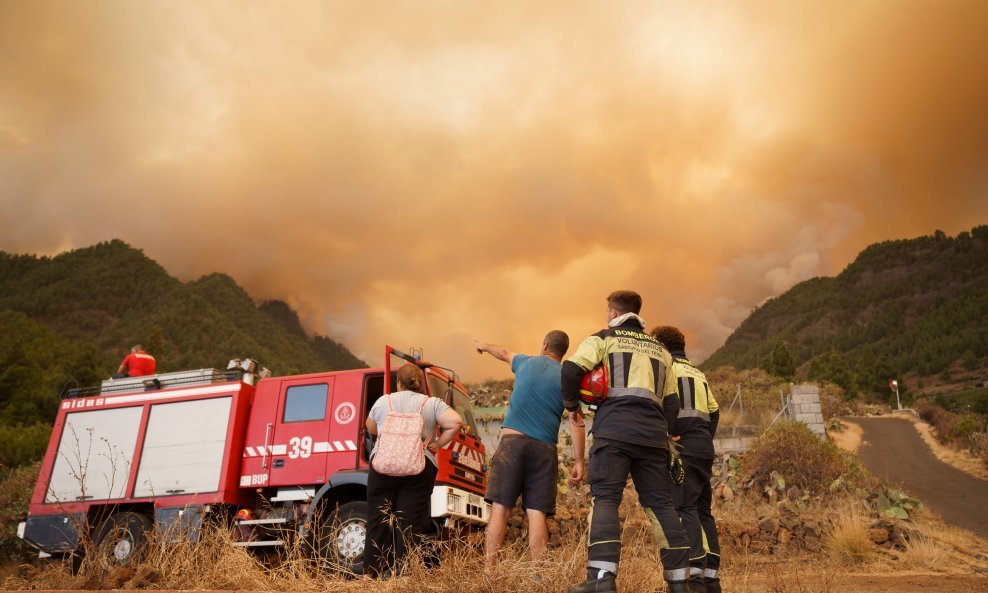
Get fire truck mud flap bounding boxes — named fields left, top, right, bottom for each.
left=156, top=505, right=208, bottom=543
left=21, top=514, right=83, bottom=554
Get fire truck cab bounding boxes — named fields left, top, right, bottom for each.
left=18, top=347, right=490, bottom=572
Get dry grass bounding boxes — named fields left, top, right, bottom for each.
left=2, top=497, right=801, bottom=593
left=823, top=514, right=878, bottom=565
left=0, top=563, right=19, bottom=581
left=8, top=441, right=988, bottom=592
left=7, top=503, right=668, bottom=592
left=827, top=419, right=863, bottom=454
left=705, top=368, right=792, bottom=430
left=896, top=535, right=951, bottom=571
left=908, top=416, right=988, bottom=481
left=8, top=513, right=988, bottom=592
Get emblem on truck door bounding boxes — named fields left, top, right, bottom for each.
left=334, top=402, right=356, bottom=424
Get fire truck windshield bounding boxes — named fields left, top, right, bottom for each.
left=426, top=374, right=478, bottom=436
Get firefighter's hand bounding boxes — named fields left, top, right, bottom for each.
left=568, top=460, right=586, bottom=486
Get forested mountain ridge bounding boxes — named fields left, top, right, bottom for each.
left=702, top=226, right=988, bottom=397
left=0, top=239, right=366, bottom=432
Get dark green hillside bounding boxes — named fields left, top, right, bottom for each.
left=702, top=226, right=988, bottom=397
left=260, top=300, right=307, bottom=337
left=0, top=240, right=366, bottom=455
left=0, top=311, right=104, bottom=425
left=0, top=241, right=180, bottom=343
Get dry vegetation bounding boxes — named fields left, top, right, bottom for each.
left=701, top=368, right=852, bottom=431
left=4, top=376, right=987, bottom=592
left=5, top=421, right=988, bottom=593
left=5, top=493, right=987, bottom=593
left=914, top=400, right=988, bottom=469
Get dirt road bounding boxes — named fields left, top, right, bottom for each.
left=853, top=415, right=988, bottom=539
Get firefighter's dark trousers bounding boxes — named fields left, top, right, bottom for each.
left=586, top=438, right=690, bottom=583
left=365, top=462, right=437, bottom=577
left=673, top=455, right=721, bottom=580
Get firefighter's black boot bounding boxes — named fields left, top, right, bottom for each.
left=667, top=581, right=689, bottom=593
left=702, top=579, right=721, bottom=593
left=687, top=575, right=706, bottom=593
left=568, top=573, right=617, bottom=593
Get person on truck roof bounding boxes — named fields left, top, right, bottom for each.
left=475, top=330, right=585, bottom=574
left=364, top=363, right=463, bottom=578
left=115, top=344, right=156, bottom=378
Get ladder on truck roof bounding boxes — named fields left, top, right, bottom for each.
left=63, top=368, right=237, bottom=399
left=100, top=368, right=232, bottom=395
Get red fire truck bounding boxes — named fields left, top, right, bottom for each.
left=18, top=347, right=490, bottom=572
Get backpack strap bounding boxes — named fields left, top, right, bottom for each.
left=418, top=395, right=441, bottom=450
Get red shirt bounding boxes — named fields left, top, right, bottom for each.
left=122, top=352, right=156, bottom=376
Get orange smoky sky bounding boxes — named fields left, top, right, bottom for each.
left=2, top=1, right=988, bottom=381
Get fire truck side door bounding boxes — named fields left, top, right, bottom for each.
left=268, top=377, right=337, bottom=487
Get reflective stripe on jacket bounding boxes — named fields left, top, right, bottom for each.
left=562, top=317, right=679, bottom=448
left=669, top=352, right=720, bottom=459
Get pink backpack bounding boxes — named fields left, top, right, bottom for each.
left=371, top=394, right=430, bottom=477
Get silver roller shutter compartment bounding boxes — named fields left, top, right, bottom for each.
left=134, top=397, right=232, bottom=497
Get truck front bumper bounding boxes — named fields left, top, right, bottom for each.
left=430, top=485, right=490, bottom=525
left=19, top=514, right=81, bottom=555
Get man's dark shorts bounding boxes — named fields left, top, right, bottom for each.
left=485, top=433, right=558, bottom=515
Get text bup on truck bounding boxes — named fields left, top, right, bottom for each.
left=18, top=346, right=490, bottom=573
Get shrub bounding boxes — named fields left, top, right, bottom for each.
left=877, top=487, right=924, bottom=520
left=0, top=462, right=40, bottom=563
left=743, top=421, right=867, bottom=495
left=0, top=422, right=51, bottom=468
left=915, top=400, right=988, bottom=453
left=949, top=414, right=983, bottom=443
left=969, top=432, right=988, bottom=468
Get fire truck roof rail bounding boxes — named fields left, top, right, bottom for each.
left=62, top=368, right=241, bottom=399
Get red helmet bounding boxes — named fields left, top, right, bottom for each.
left=579, top=363, right=608, bottom=408
left=236, top=508, right=255, bottom=521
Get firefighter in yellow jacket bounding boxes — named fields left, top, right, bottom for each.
left=562, top=291, right=690, bottom=593
left=652, top=325, right=721, bottom=593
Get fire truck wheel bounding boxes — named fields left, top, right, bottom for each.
left=94, top=512, right=152, bottom=566
left=320, top=501, right=367, bottom=575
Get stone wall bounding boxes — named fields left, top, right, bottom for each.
left=790, top=384, right=825, bottom=438
left=719, top=502, right=919, bottom=555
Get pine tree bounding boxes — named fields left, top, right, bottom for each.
left=770, top=341, right=796, bottom=382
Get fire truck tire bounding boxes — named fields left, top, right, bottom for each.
left=94, top=512, right=152, bottom=566
left=320, top=501, right=367, bottom=575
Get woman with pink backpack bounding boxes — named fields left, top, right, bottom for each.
left=364, top=363, right=463, bottom=578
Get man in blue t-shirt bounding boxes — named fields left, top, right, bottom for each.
left=475, top=330, right=586, bottom=573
